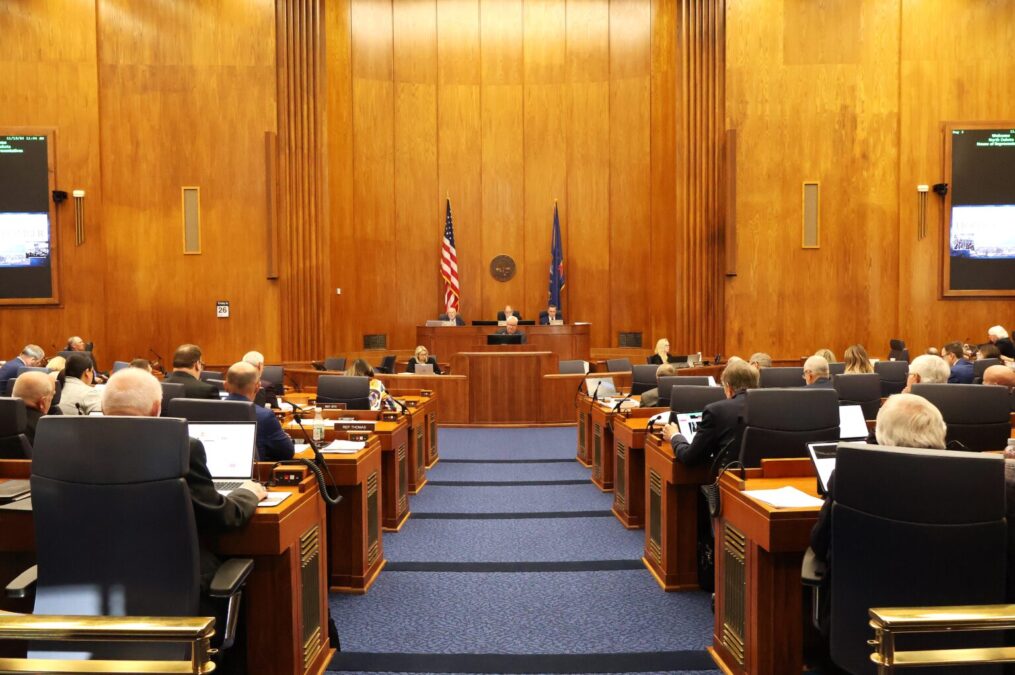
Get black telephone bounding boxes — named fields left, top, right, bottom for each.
left=273, top=402, right=343, bottom=506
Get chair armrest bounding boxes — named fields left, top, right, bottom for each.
left=801, top=547, right=825, bottom=586
left=5, top=565, right=38, bottom=599
left=208, top=558, right=253, bottom=598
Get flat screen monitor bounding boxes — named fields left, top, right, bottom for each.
left=487, top=333, right=523, bottom=345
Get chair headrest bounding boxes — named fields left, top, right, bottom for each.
left=166, top=398, right=257, bottom=422
left=33, top=416, right=190, bottom=484
left=0, top=397, right=28, bottom=436
left=874, top=360, right=909, bottom=377
left=910, top=383, right=1011, bottom=423
left=890, top=339, right=906, bottom=350
left=318, top=375, right=371, bottom=397
left=744, top=388, right=839, bottom=429
left=160, top=382, right=186, bottom=395
left=832, top=373, right=881, bottom=397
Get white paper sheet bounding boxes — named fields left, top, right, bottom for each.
left=742, top=486, right=824, bottom=509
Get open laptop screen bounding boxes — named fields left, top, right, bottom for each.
left=838, top=404, right=868, bottom=440
left=807, top=442, right=839, bottom=493
left=188, top=422, right=256, bottom=480
left=585, top=376, right=618, bottom=398
left=676, top=411, right=704, bottom=442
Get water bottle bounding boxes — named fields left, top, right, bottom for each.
left=313, top=406, right=324, bottom=443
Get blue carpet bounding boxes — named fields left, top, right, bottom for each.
left=437, top=427, right=577, bottom=460
left=409, top=484, right=614, bottom=513
left=426, top=461, right=590, bottom=482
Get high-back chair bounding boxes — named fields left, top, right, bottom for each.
left=669, top=385, right=726, bottom=414
left=559, top=360, right=588, bottom=375
left=605, top=358, right=633, bottom=373
left=631, top=365, right=658, bottom=396
left=828, top=362, right=846, bottom=376
left=973, top=358, right=1001, bottom=384
left=739, top=388, right=839, bottom=467
left=199, top=370, right=223, bottom=383
left=832, top=373, right=882, bottom=420
left=0, top=397, right=32, bottom=459
left=159, top=382, right=187, bottom=417
left=657, top=376, right=712, bottom=408
left=261, top=365, right=284, bottom=395
left=166, top=398, right=257, bottom=422
left=323, top=357, right=347, bottom=372
left=911, top=383, right=1012, bottom=451
left=758, top=367, right=805, bottom=388
left=376, top=355, right=396, bottom=374
left=317, top=375, right=371, bottom=410
left=888, top=339, right=910, bottom=362
left=874, top=360, right=909, bottom=397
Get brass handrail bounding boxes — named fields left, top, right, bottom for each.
left=869, top=605, right=1015, bottom=673
left=0, top=612, right=216, bottom=674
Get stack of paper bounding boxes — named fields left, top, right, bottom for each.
left=742, top=486, right=824, bottom=509
left=321, top=439, right=366, bottom=454
left=258, top=492, right=292, bottom=508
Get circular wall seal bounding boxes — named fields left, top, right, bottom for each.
left=489, top=255, right=516, bottom=282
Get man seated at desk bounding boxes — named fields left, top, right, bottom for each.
left=165, top=343, right=221, bottom=399
left=0, top=344, right=45, bottom=393
left=406, top=345, right=443, bottom=375
left=438, top=307, right=465, bottom=326
left=497, top=304, right=522, bottom=321
left=101, top=367, right=267, bottom=588
left=803, top=355, right=833, bottom=387
left=225, top=361, right=294, bottom=462
left=11, top=370, right=55, bottom=445
left=538, top=304, right=564, bottom=325
left=495, top=315, right=527, bottom=344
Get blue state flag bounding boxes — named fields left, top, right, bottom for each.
left=548, top=203, right=565, bottom=309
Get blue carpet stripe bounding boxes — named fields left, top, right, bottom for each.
left=409, top=483, right=613, bottom=514
left=385, top=561, right=643, bottom=572
left=427, top=461, right=590, bottom=482
left=440, top=458, right=577, bottom=464
left=328, top=651, right=717, bottom=673
left=437, top=427, right=577, bottom=460
left=427, top=479, right=589, bottom=487
left=410, top=510, right=614, bottom=520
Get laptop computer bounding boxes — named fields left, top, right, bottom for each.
left=675, top=411, right=703, bottom=442
left=188, top=422, right=257, bottom=495
left=838, top=404, right=869, bottom=441
left=424, top=319, right=446, bottom=327
left=807, top=442, right=839, bottom=493
left=585, top=376, right=619, bottom=398
left=487, top=333, right=523, bottom=345
left=413, top=363, right=434, bottom=375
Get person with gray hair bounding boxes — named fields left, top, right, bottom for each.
left=66, top=336, right=86, bottom=352
left=0, top=344, right=45, bottom=393
left=988, top=325, right=1015, bottom=360
left=241, top=350, right=272, bottom=406
left=803, top=355, right=832, bottom=387
left=748, top=352, right=772, bottom=369
left=11, top=371, right=55, bottom=444
left=495, top=315, right=527, bottom=343
left=875, top=393, right=947, bottom=449
left=902, top=353, right=951, bottom=393
left=225, top=361, right=293, bottom=461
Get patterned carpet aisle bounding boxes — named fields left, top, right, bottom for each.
left=327, top=427, right=720, bottom=675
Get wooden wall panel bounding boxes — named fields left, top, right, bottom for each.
left=479, top=0, right=524, bottom=319
left=0, top=0, right=107, bottom=361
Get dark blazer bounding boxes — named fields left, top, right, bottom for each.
left=649, top=353, right=681, bottom=365
left=166, top=371, right=221, bottom=400
left=406, top=356, right=442, bottom=375
left=225, top=393, right=294, bottom=462
left=996, top=338, right=1015, bottom=360
left=669, top=390, right=747, bottom=467
left=0, top=357, right=27, bottom=393
left=494, top=327, right=527, bottom=344
left=438, top=313, right=466, bottom=326
left=538, top=312, right=565, bottom=325
left=496, top=311, right=522, bottom=321
left=807, top=377, right=834, bottom=388
left=24, top=406, right=43, bottom=445
left=810, top=473, right=835, bottom=633
left=948, top=358, right=975, bottom=384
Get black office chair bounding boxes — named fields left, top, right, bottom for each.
left=605, top=358, right=633, bottom=373
left=375, top=355, right=396, bottom=374
left=911, top=383, right=1011, bottom=451
left=111, top=360, right=131, bottom=374
left=0, top=397, right=32, bottom=459
left=804, top=443, right=1006, bottom=675
left=874, top=360, right=909, bottom=397
left=317, top=375, right=371, bottom=410
left=888, top=338, right=910, bottom=363
left=739, top=388, right=839, bottom=467
left=669, top=385, right=726, bottom=414
left=262, top=365, right=284, bottom=395
left=160, top=381, right=187, bottom=417
left=9, top=416, right=253, bottom=662
left=657, top=376, right=712, bottom=407
left=496, top=311, right=523, bottom=321
left=631, top=365, right=658, bottom=396
left=206, top=378, right=227, bottom=392
left=324, top=357, right=346, bottom=372
left=199, top=370, right=223, bottom=383
left=758, top=367, right=805, bottom=388
left=832, top=373, right=882, bottom=420
left=973, top=357, right=1001, bottom=384
left=166, top=398, right=257, bottom=422
left=16, top=366, right=49, bottom=377
left=827, top=362, right=846, bottom=376
left=559, top=360, right=587, bottom=375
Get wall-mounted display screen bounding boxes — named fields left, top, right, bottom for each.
left=944, top=125, right=1015, bottom=296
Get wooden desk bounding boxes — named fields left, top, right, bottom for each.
left=417, top=323, right=591, bottom=362
left=611, top=408, right=666, bottom=529
left=589, top=401, right=623, bottom=491
left=0, top=462, right=334, bottom=675
left=452, top=351, right=556, bottom=424
left=575, top=394, right=594, bottom=467
left=385, top=391, right=439, bottom=470
left=642, top=433, right=711, bottom=591
left=709, top=458, right=821, bottom=675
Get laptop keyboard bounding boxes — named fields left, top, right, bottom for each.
left=214, top=481, right=243, bottom=491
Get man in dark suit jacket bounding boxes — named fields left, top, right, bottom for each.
left=224, top=361, right=294, bottom=462
left=538, top=304, right=564, bottom=325
left=438, top=307, right=466, bottom=325
left=496, top=304, right=522, bottom=321
left=11, top=371, right=55, bottom=445
left=942, top=341, right=974, bottom=383
left=100, top=367, right=266, bottom=588
left=495, top=316, right=527, bottom=344
left=165, top=344, right=221, bottom=400
left=804, top=355, right=834, bottom=388
left=0, top=344, right=45, bottom=394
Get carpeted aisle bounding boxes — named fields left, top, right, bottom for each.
left=327, top=427, right=720, bottom=675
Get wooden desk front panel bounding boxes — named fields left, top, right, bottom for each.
left=575, top=395, right=593, bottom=466
left=455, top=351, right=555, bottom=424
left=417, top=324, right=591, bottom=363
left=611, top=413, right=664, bottom=530
left=590, top=404, right=615, bottom=491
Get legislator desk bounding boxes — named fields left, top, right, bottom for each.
left=297, top=436, right=385, bottom=594
left=589, top=397, right=640, bottom=492
left=709, top=458, right=821, bottom=675
left=385, top=390, right=439, bottom=470
left=575, top=393, right=594, bottom=467
left=0, top=461, right=335, bottom=675
left=642, top=433, right=711, bottom=591
left=417, top=323, right=591, bottom=363
left=611, top=408, right=666, bottom=529
left=285, top=411, right=410, bottom=532
left=450, top=351, right=556, bottom=424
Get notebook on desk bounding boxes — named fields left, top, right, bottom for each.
left=188, top=422, right=256, bottom=495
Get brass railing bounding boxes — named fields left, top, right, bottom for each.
left=0, top=612, right=216, bottom=674
left=869, top=604, right=1015, bottom=673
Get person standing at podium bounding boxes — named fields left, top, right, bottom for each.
left=495, top=316, right=527, bottom=344
left=438, top=307, right=465, bottom=325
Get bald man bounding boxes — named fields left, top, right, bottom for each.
left=225, top=361, right=294, bottom=461
left=11, top=371, right=55, bottom=444
left=983, top=365, right=1015, bottom=412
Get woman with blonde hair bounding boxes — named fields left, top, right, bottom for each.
left=814, top=348, right=836, bottom=364
left=346, top=359, right=396, bottom=411
left=843, top=344, right=874, bottom=374
left=649, top=338, right=681, bottom=365
left=406, top=345, right=442, bottom=375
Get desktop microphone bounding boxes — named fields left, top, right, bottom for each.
left=389, top=397, right=410, bottom=416
left=591, top=380, right=602, bottom=403
left=611, top=392, right=633, bottom=415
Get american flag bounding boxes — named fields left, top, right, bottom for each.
left=441, top=198, right=460, bottom=312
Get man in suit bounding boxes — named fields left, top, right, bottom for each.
left=496, top=305, right=521, bottom=321
left=165, top=344, right=221, bottom=399
left=100, top=367, right=266, bottom=588
left=902, top=353, right=950, bottom=393
left=662, top=359, right=757, bottom=467
left=0, top=344, right=45, bottom=393
left=942, top=341, right=974, bottom=384
left=803, top=355, right=833, bottom=387
left=438, top=307, right=466, bottom=325
left=224, top=361, right=294, bottom=462
left=538, top=304, right=564, bottom=325
left=639, top=363, right=679, bottom=408
left=11, top=371, right=54, bottom=445
left=495, top=315, right=527, bottom=343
